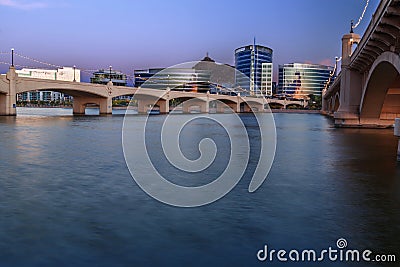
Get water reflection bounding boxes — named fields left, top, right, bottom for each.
left=0, top=110, right=398, bottom=267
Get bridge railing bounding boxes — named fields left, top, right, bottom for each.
left=350, top=0, right=391, bottom=65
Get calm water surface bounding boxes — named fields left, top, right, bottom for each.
left=0, top=108, right=399, bottom=267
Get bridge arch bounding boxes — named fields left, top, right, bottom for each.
left=360, top=51, right=400, bottom=124
left=182, top=97, right=208, bottom=113
left=211, top=98, right=238, bottom=113
left=239, top=99, right=265, bottom=112
left=16, top=80, right=108, bottom=98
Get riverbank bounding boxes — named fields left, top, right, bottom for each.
left=17, top=105, right=72, bottom=108
left=270, top=109, right=320, bottom=114
left=16, top=106, right=322, bottom=114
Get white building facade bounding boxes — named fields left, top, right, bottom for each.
left=16, top=67, right=80, bottom=102
left=261, top=63, right=273, bottom=96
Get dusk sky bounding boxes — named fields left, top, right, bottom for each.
left=0, top=0, right=379, bottom=81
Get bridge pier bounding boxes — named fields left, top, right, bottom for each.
left=99, top=98, right=112, bottom=114
left=334, top=32, right=363, bottom=127
left=157, top=99, right=169, bottom=114
left=0, top=67, right=17, bottom=116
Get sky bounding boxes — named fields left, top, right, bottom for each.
left=0, top=0, right=379, bottom=81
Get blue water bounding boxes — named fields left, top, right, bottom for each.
left=0, top=108, right=399, bottom=266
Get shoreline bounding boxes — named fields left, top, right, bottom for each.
left=270, top=109, right=320, bottom=114
left=17, top=106, right=321, bottom=114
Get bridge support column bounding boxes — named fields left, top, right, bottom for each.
left=334, top=33, right=362, bottom=127
left=236, top=96, right=241, bottom=112
left=201, top=100, right=209, bottom=113
left=321, top=97, right=328, bottom=115
left=137, top=99, right=150, bottom=114
left=157, top=99, right=169, bottom=114
left=72, top=97, right=87, bottom=115
left=0, top=67, right=17, bottom=116
left=99, top=98, right=112, bottom=115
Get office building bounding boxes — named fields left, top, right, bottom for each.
left=133, top=55, right=218, bottom=92
left=278, top=63, right=335, bottom=98
left=235, top=44, right=273, bottom=96
left=134, top=68, right=163, bottom=88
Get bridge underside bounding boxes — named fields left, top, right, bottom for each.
left=360, top=61, right=400, bottom=126
left=16, top=89, right=113, bottom=115
left=72, top=97, right=112, bottom=115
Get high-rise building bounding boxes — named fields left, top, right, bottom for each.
left=235, top=44, right=273, bottom=96
left=278, top=63, right=335, bottom=98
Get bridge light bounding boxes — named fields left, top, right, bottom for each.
left=11, top=48, right=14, bottom=67
left=73, top=65, right=76, bottom=82
left=350, top=20, right=354, bottom=33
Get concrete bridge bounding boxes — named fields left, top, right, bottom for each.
left=0, top=66, right=277, bottom=115
left=322, top=0, right=400, bottom=127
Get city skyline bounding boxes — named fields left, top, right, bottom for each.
left=0, top=0, right=379, bottom=81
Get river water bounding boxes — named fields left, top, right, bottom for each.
left=0, top=108, right=399, bottom=267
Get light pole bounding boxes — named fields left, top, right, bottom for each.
left=11, top=48, right=14, bottom=67
left=109, top=66, right=112, bottom=82
left=73, top=65, right=76, bottom=82
left=350, top=20, right=354, bottom=33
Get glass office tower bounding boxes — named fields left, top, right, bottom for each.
left=134, top=68, right=211, bottom=92
left=235, top=44, right=273, bottom=96
left=278, top=63, right=335, bottom=99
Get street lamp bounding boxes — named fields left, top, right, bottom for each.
left=109, top=66, right=112, bottom=82
left=73, top=65, right=76, bottom=82
left=11, top=48, right=14, bottom=67
left=350, top=20, right=354, bottom=33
